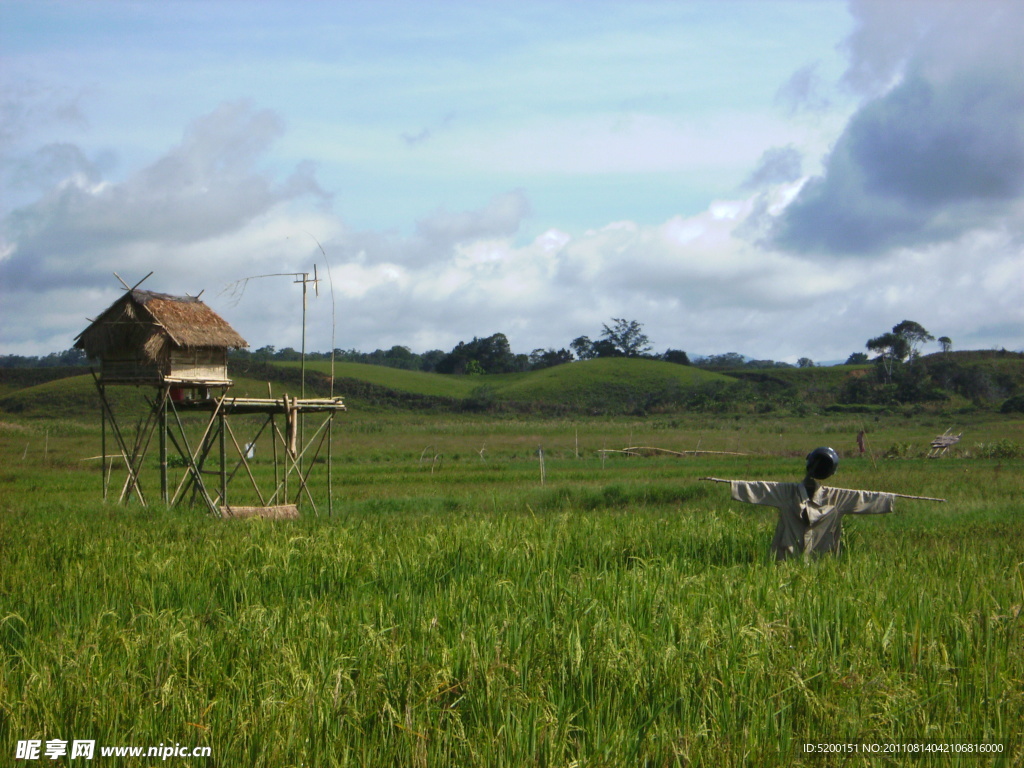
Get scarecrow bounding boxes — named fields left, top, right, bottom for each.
left=703, top=447, right=944, bottom=561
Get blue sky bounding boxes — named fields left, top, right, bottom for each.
left=2, top=0, right=1022, bottom=362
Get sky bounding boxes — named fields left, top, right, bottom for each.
left=1, top=0, right=1022, bottom=364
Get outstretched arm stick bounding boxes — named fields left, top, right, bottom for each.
left=699, top=477, right=945, bottom=502
left=882, top=492, right=946, bottom=502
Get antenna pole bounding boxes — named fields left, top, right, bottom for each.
left=293, top=267, right=320, bottom=400
left=226, top=260, right=324, bottom=487
left=292, top=266, right=320, bottom=478
left=300, top=272, right=308, bottom=399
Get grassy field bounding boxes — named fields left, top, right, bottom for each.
left=1, top=400, right=1023, bottom=766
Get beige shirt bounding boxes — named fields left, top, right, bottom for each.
left=730, top=481, right=895, bottom=560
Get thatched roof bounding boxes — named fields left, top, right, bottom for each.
left=75, top=289, right=247, bottom=362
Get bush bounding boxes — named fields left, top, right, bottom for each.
left=884, top=442, right=918, bottom=459
left=824, top=403, right=891, bottom=415
left=973, top=440, right=1022, bottom=459
left=999, top=394, right=1024, bottom=414
left=461, top=385, right=498, bottom=412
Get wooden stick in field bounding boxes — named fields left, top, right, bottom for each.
left=699, top=477, right=946, bottom=502
left=598, top=447, right=746, bottom=457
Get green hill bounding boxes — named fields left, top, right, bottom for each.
left=493, top=358, right=733, bottom=411
left=0, top=359, right=735, bottom=419
left=727, top=364, right=871, bottom=402
left=0, top=366, right=90, bottom=398
left=0, top=374, right=294, bottom=420
left=279, top=358, right=732, bottom=402
left=3, top=350, right=1021, bottom=419
left=275, top=358, right=735, bottom=413
left=273, top=360, right=483, bottom=399
left=0, top=375, right=115, bottom=419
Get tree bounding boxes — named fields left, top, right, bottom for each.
left=570, top=335, right=620, bottom=359
left=591, top=339, right=621, bottom=358
left=845, top=352, right=869, bottom=365
left=696, top=352, right=746, bottom=369
left=436, top=333, right=516, bottom=374
left=0, top=349, right=89, bottom=368
left=866, top=332, right=910, bottom=383
left=938, top=336, right=952, bottom=354
left=662, top=349, right=690, bottom=365
left=419, top=350, right=446, bottom=372
left=866, top=320, right=934, bottom=383
left=797, top=357, right=815, bottom=368
left=475, top=333, right=515, bottom=372
left=40, top=348, right=89, bottom=367
left=891, top=320, right=934, bottom=360
left=529, top=348, right=574, bottom=370
left=570, top=336, right=596, bottom=360
left=382, top=345, right=418, bottom=369
left=600, top=318, right=652, bottom=357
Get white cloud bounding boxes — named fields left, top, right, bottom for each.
left=2, top=3, right=1021, bottom=363
left=4, top=150, right=1021, bottom=362
left=450, top=113, right=802, bottom=177
left=1, top=102, right=329, bottom=290
left=268, top=184, right=1022, bottom=363
left=774, top=0, right=1024, bottom=255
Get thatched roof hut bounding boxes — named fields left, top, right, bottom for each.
left=75, top=289, right=247, bottom=385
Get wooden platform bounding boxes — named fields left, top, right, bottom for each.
left=176, top=395, right=347, bottom=415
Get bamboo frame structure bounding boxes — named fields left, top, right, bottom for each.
left=91, top=376, right=345, bottom=517
left=928, top=429, right=962, bottom=458
left=80, top=279, right=344, bottom=518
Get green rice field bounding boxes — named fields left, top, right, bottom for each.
left=1, top=409, right=1023, bottom=766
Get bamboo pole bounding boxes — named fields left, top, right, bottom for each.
left=290, top=417, right=332, bottom=515
left=271, top=412, right=280, bottom=499
left=598, top=447, right=747, bottom=457
left=121, top=400, right=161, bottom=505
left=167, top=397, right=222, bottom=515
left=101, top=380, right=107, bottom=500
left=91, top=372, right=146, bottom=505
left=267, top=412, right=331, bottom=507
left=160, top=387, right=168, bottom=504
left=327, top=413, right=334, bottom=517
left=219, top=409, right=227, bottom=509
left=222, top=417, right=268, bottom=505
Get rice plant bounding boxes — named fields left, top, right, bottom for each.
left=1, top=414, right=1022, bottom=766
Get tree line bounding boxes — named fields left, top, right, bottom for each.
left=3, top=317, right=952, bottom=377
left=0, top=348, right=90, bottom=368
left=5, top=318, right=1022, bottom=410
left=226, top=318, right=809, bottom=375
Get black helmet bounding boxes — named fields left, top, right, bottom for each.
left=806, top=446, right=840, bottom=480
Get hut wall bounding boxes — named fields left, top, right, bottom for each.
left=100, top=355, right=163, bottom=383
left=167, top=347, right=230, bottom=383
